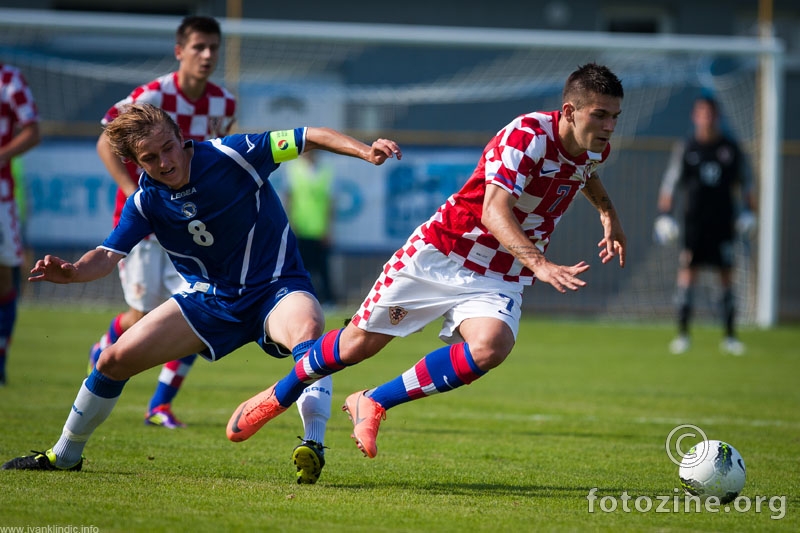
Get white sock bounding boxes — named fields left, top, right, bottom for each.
left=295, top=375, right=332, bottom=444
left=51, top=380, right=121, bottom=468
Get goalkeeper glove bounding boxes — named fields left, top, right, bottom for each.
left=653, top=214, right=679, bottom=245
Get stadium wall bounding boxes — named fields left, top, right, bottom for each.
left=4, top=8, right=796, bottom=323
left=21, top=138, right=800, bottom=323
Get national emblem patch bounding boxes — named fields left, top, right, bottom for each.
left=389, top=306, right=408, bottom=325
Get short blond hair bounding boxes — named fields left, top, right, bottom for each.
left=103, top=103, right=181, bottom=163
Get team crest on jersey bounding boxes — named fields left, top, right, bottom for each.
left=389, top=306, right=408, bottom=325
left=181, top=202, right=197, bottom=218
left=275, top=287, right=289, bottom=301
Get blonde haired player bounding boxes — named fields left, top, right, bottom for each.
left=92, top=16, right=235, bottom=428
left=3, top=104, right=401, bottom=483
left=91, top=16, right=328, bottom=482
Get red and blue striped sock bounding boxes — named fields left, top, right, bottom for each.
left=106, top=314, right=124, bottom=345
left=274, top=329, right=346, bottom=406
left=148, top=354, right=197, bottom=411
left=369, top=343, right=485, bottom=410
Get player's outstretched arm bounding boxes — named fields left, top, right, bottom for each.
left=29, top=248, right=123, bottom=284
left=304, top=127, right=402, bottom=165
left=581, top=174, right=626, bottom=268
left=482, top=183, right=590, bottom=294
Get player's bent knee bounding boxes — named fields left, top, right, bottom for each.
left=469, top=343, right=513, bottom=371
left=95, top=347, right=139, bottom=381
left=463, top=329, right=515, bottom=371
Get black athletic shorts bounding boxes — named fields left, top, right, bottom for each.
left=682, top=224, right=735, bottom=268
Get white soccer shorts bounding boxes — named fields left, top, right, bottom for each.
left=352, top=240, right=523, bottom=344
left=118, top=236, right=189, bottom=313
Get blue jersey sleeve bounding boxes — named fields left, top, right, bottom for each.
left=100, top=191, right=154, bottom=254
left=218, top=128, right=306, bottom=176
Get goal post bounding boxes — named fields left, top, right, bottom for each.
left=0, top=8, right=785, bottom=326
left=755, top=37, right=785, bottom=328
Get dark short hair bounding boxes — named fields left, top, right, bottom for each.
left=562, top=63, right=624, bottom=109
left=176, top=16, right=221, bottom=46
left=694, top=95, right=719, bottom=114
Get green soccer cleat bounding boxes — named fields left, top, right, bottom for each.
left=292, top=438, right=326, bottom=484
left=2, top=449, right=83, bottom=471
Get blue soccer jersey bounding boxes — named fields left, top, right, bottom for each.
left=101, top=128, right=309, bottom=298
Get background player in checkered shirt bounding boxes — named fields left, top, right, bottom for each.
left=224, top=63, right=628, bottom=460
left=0, top=63, right=40, bottom=386
left=90, top=17, right=334, bottom=477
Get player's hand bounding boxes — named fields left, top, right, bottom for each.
left=368, top=138, right=402, bottom=165
left=598, top=236, right=626, bottom=267
left=599, top=216, right=626, bottom=267
left=533, top=260, right=590, bottom=294
left=28, top=255, right=78, bottom=284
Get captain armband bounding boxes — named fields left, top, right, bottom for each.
left=268, top=130, right=300, bottom=162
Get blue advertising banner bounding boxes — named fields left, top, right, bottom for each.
left=19, top=141, right=481, bottom=252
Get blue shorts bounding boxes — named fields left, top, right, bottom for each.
left=172, top=275, right=316, bottom=362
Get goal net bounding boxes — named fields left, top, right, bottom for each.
left=0, top=9, right=783, bottom=325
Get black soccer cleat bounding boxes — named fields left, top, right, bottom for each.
left=2, top=449, right=83, bottom=471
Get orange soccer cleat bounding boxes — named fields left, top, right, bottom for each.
left=342, top=390, right=386, bottom=458
left=226, top=383, right=288, bottom=442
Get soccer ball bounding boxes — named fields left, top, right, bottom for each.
left=679, top=440, right=746, bottom=504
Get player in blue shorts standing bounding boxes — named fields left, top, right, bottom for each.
left=1, top=103, right=401, bottom=482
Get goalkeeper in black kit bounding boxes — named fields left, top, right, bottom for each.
left=655, top=96, right=755, bottom=356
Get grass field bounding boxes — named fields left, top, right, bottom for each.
left=1, top=304, right=798, bottom=532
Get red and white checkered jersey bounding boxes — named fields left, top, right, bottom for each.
left=417, top=110, right=610, bottom=285
left=1, top=64, right=39, bottom=200
left=102, top=71, right=236, bottom=224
